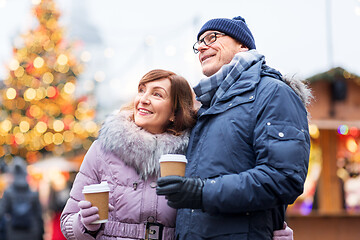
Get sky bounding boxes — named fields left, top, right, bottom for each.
left=0, top=0, right=359, bottom=114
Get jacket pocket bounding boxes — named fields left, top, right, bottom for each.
left=266, top=124, right=307, bottom=171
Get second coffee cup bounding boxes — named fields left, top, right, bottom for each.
left=159, top=154, right=187, bottom=177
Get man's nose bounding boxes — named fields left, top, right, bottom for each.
left=197, top=42, right=208, bottom=52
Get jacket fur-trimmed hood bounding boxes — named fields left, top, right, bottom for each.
left=97, top=110, right=189, bottom=179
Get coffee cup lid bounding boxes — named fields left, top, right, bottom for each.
left=159, top=154, right=188, bottom=163
left=82, top=181, right=110, bottom=194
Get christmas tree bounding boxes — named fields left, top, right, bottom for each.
left=0, top=0, right=98, bottom=163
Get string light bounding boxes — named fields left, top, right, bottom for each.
left=6, top=88, right=17, bottom=100
left=0, top=0, right=98, bottom=161
left=33, top=57, right=45, bottom=68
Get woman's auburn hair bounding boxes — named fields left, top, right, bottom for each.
left=122, top=69, right=197, bottom=135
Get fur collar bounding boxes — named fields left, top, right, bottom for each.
left=97, top=110, right=189, bottom=179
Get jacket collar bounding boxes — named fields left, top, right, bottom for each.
left=198, top=60, right=263, bottom=117
left=97, top=110, right=189, bottom=179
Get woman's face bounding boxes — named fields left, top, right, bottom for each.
left=134, top=78, right=174, bottom=134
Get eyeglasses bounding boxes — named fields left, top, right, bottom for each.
left=193, top=32, right=226, bottom=54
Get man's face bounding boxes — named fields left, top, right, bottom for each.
left=197, top=31, right=248, bottom=77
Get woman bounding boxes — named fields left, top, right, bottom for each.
left=60, top=69, right=196, bottom=240
left=60, top=69, right=293, bottom=240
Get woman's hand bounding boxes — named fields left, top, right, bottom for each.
left=273, top=222, right=293, bottom=240
left=78, top=200, right=101, bottom=232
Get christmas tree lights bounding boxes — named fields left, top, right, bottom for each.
left=0, top=0, right=98, bottom=163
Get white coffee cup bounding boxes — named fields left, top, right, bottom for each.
left=159, top=154, right=188, bottom=177
left=82, top=181, right=110, bottom=224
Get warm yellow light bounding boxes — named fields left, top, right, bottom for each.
left=56, top=64, right=69, bottom=73
left=16, top=98, right=26, bottom=109
left=85, top=121, right=98, bottom=133
left=35, top=121, right=47, bottom=133
left=53, top=133, right=64, bottom=145
left=44, top=40, right=55, bottom=52
left=64, top=82, right=75, bottom=94
left=42, top=72, right=54, bottom=84
left=9, top=59, right=19, bottom=71
left=73, top=123, right=84, bottom=134
left=53, top=120, right=64, bottom=132
left=1, top=120, right=12, bottom=132
left=346, top=138, right=358, bottom=153
left=44, top=132, right=53, bottom=144
left=46, top=18, right=57, bottom=30
left=29, top=105, right=43, bottom=118
left=24, top=88, right=36, bottom=101
left=33, top=57, right=44, bottom=68
left=47, top=86, right=57, bottom=98
left=77, top=102, right=88, bottom=112
left=6, top=88, right=17, bottom=100
left=309, top=124, right=320, bottom=139
left=14, top=67, right=25, bottom=77
left=63, top=131, right=74, bottom=142
left=14, top=133, right=25, bottom=145
left=31, top=136, right=43, bottom=150
left=19, top=121, right=30, bottom=133
left=57, top=54, right=68, bottom=65
left=36, top=88, right=46, bottom=100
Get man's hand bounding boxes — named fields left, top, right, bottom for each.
left=273, top=222, right=294, bottom=240
left=156, top=176, right=204, bottom=209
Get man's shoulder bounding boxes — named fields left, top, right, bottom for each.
left=259, top=75, right=286, bottom=87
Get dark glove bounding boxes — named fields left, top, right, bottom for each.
left=156, top=176, right=204, bottom=209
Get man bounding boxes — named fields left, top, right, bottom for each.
left=157, top=16, right=311, bottom=239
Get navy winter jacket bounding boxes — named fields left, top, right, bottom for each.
left=176, top=61, right=310, bottom=240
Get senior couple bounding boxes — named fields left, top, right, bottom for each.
left=61, top=15, right=311, bottom=240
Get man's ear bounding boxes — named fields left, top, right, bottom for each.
left=236, top=42, right=249, bottom=52
left=238, top=45, right=249, bottom=52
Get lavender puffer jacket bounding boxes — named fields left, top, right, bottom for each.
left=60, top=111, right=189, bottom=240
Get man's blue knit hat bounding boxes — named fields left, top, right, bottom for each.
left=197, top=16, right=256, bottom=50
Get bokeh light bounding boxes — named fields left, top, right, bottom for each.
left=309, top=124, right=320, bottom=139
left=6, top=88, right=17, bottom=100
left=57, top=54, right=68, bottom=65
left=338, top=125, right=349, bottom=135
left=346, top=137, right=358, bottom=153
left=80, top=51, right=91, bottom=62
left=33, top=56, right=45, bottom=68
left=9, top=59, right=19, bottom=71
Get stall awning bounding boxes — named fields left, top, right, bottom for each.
left=310, top=119, right=360, bottom=130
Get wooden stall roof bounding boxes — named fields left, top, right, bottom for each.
left=310, top=119, right=360, bottom=129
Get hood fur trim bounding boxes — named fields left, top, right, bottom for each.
left=97, top=110, right=189, bottom=179
left=283, top=77, right=313, bottom=108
